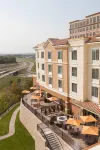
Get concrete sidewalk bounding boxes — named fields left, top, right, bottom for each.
left=0, top=107, right=20, bottom=140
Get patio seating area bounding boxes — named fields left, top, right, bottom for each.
left=22, top=87, right=100, bottom=150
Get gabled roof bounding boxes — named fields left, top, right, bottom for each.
left=49, top=38, right=68, bottom=46
left=33, top=42, right=45, bottom=49
left=44, top=38, right=68, bottom=48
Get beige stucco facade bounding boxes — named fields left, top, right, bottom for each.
left=34, top=36, right=100, bottom=116
left=44, top=40, right=69, bottom=99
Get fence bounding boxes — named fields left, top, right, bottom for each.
left=22, top=99, right=82, bottom=150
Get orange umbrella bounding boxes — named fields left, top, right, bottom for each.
left=48, top=97, right=58, bottom=101
left=31, top=95, right=41, bottom=100
left=82, top=126, right=98, bottom=135
left=80, top=115, right=97, bottom=123
left=30, top=87, right=37, bottom=90
left=66, top=118, right=82, bottom=126
left=22, top=90, right=30, bottom=94
left=34, top=90, right=43, bottom=94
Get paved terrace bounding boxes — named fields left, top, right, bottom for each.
left=22, top=92, right=74, bottom=150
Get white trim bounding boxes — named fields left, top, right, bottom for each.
left=39, top=82, right=68, bottom=97
left=49, top=84, right=52, bottom=88
left=58, top=88, right=63, bottom=92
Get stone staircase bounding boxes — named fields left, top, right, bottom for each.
left=43, top=128, right=63, bottom=150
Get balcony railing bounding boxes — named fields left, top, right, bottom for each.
left=22, top=99, right=82, bottom=150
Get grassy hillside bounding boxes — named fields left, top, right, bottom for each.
left=0, top=112, right=35, bottom=150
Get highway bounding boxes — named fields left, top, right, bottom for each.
left=0, top=62, right=28, bottom=79
left=0, top=61, right=35, bottom=79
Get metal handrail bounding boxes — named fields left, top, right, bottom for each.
left=22, top=99, right=82, bottom=150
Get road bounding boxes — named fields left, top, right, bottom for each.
left=0, top=62, right=28, bottom=79
left=0, top=61, right=35, bottom=78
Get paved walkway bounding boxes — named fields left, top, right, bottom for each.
left=0, top=107, right=20, bottom=140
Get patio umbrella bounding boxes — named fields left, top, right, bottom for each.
left=80, top=115, right=97, bottom=123
left=34, top=90, right=43, bottom=94
left=81, top=126, right=98, bottom=135
left=22, top=90, right=30, bottom=94
left=48, top=97, right=58, bottom=101
left=31, top=95, right=41, bottom=100
left=30, top=87, right=37, bottom=90
left=66, top=118, right=82, bottom=126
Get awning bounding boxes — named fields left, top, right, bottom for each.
left=22, top=90, right=30, bottom=94
left=80, top=115, right=97, bottom=123
left=82, top=126, right=98, bottom=135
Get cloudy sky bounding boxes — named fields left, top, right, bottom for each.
left=0, top=0, right=99, bottom=54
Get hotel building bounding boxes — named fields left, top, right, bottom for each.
left=34, top=38, right=69, bottom=112
left=34, top=12, right=100, bottom=118
left=69, top=12, right=100, bottom=38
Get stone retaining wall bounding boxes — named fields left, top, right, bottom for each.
left=20, top=102, right=49, bottom=150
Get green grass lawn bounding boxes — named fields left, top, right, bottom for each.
left=0, top=112, right=35, bottom=150
left=0, top=104, right=19, bottom=136
left=0, top=75, right=21, bottom=90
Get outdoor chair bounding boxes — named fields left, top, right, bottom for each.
left=62, top=124, right=67, bottom=130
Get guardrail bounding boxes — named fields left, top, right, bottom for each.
left=22, top=99, right=82, bottom=150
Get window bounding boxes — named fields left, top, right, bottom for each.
left=75, top=23, right=77, bottom=28
left=93, top=25, right=95, bottom=29
left=49, top=77, right=52, bottom=85
left=38, top=63, right=39, bottom=68
left=58, top=80, right=62, bottom=89
left=72, top=83, right=77, bottom=93
left=93, top=17, right=96, bottom=23
left=92, top=49, right=99, bottom=60
left=97, top=16, right=100, bottom=22
left=90, top=25, right=92, bottom=30
left=48, top=64, right=52, bottom=72
left=37, top=52, right=39, bottom=58
left=86, top=26, right=88, bottom=31
left=58, top=66, right=62, bottom=75
left=41, top=52, right=44, bottom=58
left=72, top=67, right=77, bottom=77
left=42, top=75, right=45, bottom=82
left=92, top=87, right=98, bottom=98
left=97, top=24, right=99, bottom=28
left=87, top=19, right=89, bottom=24
left=72, top=50, right=77, bottom=60
left=48, top=51, right=52, bottom=60
left=42, top=64, right=44, bottom=70
left=92, top=69, right=99, bottom=79
left=38, top=73, right=40, bottom=79
left=90, top=18, right=92, bottom=24
left=83, top=21, right=86, bottom=26
left=93, top=32, right=95, bottom=36
left=58, top=51, right=62, bottom=60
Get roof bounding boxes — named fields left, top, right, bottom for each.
left=70, top=99, right=100, bottom=116
left=48, top=38, right=68, bottom=46
left=86, top=12, right=100, bottom=18
left=69, top=20, right=80, bottom=24
left=34, top=42, right=45, bottom=49
left=85, top=36, right=100, bottom=44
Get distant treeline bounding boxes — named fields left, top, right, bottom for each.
left=0, top=56, right=16, bottom=64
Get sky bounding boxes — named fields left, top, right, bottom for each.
left=0, top=0, right=99, bottom=54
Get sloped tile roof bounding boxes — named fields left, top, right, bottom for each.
left=34, top=42, right=45, bottom=49
left=70, top=99, right=100, bottom=116
left=49, top=38, right=68, bottom=46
